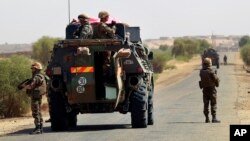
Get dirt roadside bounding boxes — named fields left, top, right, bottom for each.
left=234, top=53, right=250, bottom=124
left=156, top=55, right=201, bottom=90
left=0, top=99, right=49, bottom=136
left=1, top=53, right=249, bottom=136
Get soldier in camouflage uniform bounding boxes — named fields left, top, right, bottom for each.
left=25, top=62, right=47, bottom=134
left=74, top=14, right=93, bottom=39
left=96, top=11, right=117, bottom=83
left=199, top=58, right=220, bottom=123
left=223, top=54, right=227, bottom=65
left=96, top=11, right=116, bottom=39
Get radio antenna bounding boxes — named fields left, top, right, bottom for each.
left=68, top=0, right=71, bottom=24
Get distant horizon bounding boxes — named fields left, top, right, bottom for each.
left=0, top=34, right=241, bottom=53
left=0, top=34, right=246, bottom=45
left=1, top=0, right=250, bottom=44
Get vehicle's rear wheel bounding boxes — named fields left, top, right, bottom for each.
left=130, top=78, right=148, bottom=128
left=49, top=90, right=69, bottom=131
left=68, top=111, right=77, bottom=128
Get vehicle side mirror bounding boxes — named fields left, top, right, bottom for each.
left=148, top=51, right=153, bottom=60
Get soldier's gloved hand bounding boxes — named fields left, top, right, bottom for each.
left=24, top=85, right=32, bottom=90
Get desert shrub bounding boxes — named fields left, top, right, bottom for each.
left=0, top=55, right=31, bottom=118
left=152, top=50, right=172, bottom=73
left=240, top=44, right=250, bottom=65
left=32, top=36, right=61, bottom=65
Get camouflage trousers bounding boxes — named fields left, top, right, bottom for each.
left=31, top=97, right=43, bottom=126
left=202, top=87, right=217, bottom=116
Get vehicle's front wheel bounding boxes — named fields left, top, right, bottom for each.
left=68, top=111, right=77, bottom=128
left=216, top=60, right=220, bottom=69
left=130, top=78, right=148, bottom=128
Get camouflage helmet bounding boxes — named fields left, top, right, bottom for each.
left=31, top=62, right=43, bottom=70
left=203, top=58, right=212, bottom=66
left=78, top=14, right=89, bottom=20
left=98, top=11, right=109, bottom=18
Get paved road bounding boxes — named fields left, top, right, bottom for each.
left=0, top=52, right=240, bottom=141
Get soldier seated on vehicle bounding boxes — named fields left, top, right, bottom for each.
left=95, top=11, right=117, bottom=84
left=73, top=13, right=93, bottom=39
left=96, top=11, right=117, bottom=39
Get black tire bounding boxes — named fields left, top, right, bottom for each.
left=148, top=77, right=154, bottom=125
left=68, top=112, right=77, bottom=128
left=49, top=90, right=69, bottom=131
left=216, top=60, right=220, bottom=69
left=130, top=78, right=148, bottom=128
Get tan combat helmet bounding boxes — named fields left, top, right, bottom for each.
left=203, top=57, right=212, bottom=66
left=98, top=11, right=109, bottom=19
left=31, top=62, right=43, bottom=70
left=78, top=14, right=89, bottom=21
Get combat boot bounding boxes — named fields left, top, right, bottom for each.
left=205, top=115, right=210, bottom=123
left=212, top=115, right=220, bottom=123
left=30, top=125, right=42, bottom=134
left=40, top=124, right=43, bottom=134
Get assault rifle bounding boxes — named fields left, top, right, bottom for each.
left=17, top=79, right=32, bottom=90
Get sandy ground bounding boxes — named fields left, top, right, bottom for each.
left=234, top=53, right=250, bottom=124
left=1, top=53, right=249, bottom=136
left=0, top=98, right=50, bottom=136
left=156, top=55, right=201, bottom=90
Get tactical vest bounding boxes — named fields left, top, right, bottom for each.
left=32, top=73, right=47, bottom=99
left=96, top=22, right=116, bottom=39
left=79, top=23, right=93, bottom=39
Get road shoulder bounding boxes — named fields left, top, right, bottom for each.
left=156, top=56, right=200, bottom=90
left=234, top=52, right=250, bottom=124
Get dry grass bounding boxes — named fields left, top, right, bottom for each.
left=234, top=52, right=250, bottom=123
left=156, top=55, right=200, bottom=90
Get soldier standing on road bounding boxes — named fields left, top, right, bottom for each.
left=74, top=14, right=93, bottom=39
left=25, top=62, right=47, bottom=134
left=223, top=54, right=227, bottom=65
left=199, top=58, right=221, bottom=123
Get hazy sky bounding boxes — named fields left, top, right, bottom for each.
left=0, top=0, right=249, bottom=44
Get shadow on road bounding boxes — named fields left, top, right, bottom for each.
left=167, top=122, right=205, bottom=124
left=69, top=124, right=131, bottom=132
left=6, top=124, right=131, bottom=136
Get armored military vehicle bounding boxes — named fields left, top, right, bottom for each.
left=46, top=22, right=154, bottom=131
left=202, top=48, right=220, bottom=69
